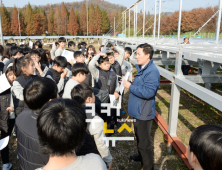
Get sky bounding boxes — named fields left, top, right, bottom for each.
left=5, top=0, right=220, bottom=13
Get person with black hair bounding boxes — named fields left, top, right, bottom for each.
left=45, top=56, right=68, bottom=96
left=73, top=51, right=92, bottom=86
left=45, top=50, right=53, bottom=68
left=11, top=56, right=37, bottom=116
left=85, top=45, right=96, bottom=64
left=22, top=47, right=32, bottom=56
left=108, top=52, right=122, bottom=77
left=19, top=44, right=25, bottom=49
left=36, top=99, right=107, bottom=170
left=0, top=67, right=16, bottom=170
left=2, top=44, right=12, bottom=65
left=15, top=77, right=58, bottom=170
left=3, top=46, right=23, bottom=73
left=0, top=45, right=4, bottom=61
left=55, top=37, right=66, bottom=57
left=36, top=48, right=48, bottom=65
left=50, top=42, right=59, bottom=61
left=123, top=43, right=160, bottom=170
left=89, top=51, right=120, bottom=131
left=34, top=41, right=42, bottom=49
left=71, top=84, right=113, bottom=170
left=188, top=125, right=222, bottom=170
left=30, top=50, right=49, bottom=77
left=68, top=41, right=75, bottom=51
left=62, top=63, right=88, bottom=99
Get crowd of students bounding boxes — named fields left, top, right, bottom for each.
left=0, top=37, right=221, bottom=170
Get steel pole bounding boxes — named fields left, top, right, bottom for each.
left=143, top=0, right=146, bottom=38
left=129, top=9, right=130, bottom=37
left=177, top=0, right=183, bottom=41
left=134, top=6, right=136, bottom=36
left=215, top=0, right=222, bottom=43
left=87, top=0, right=88, bottom=36
left=136, top=4, right=137, bottom=36
left=114, top=17, right=115, bottom=37
left=157, top=0, right=161, bottom=39
left=125, top=12, right=127, bottom=37
left=0, top=12, right=3, bottom=46
left=153, top=0, right=157, bottom=39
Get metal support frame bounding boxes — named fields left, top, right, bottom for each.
left=215, top=0, right=222, bottom=43
left=153, top=0, right=157, bottom=39
left=134, top=6, right=136, bottom=36
left=129, top=9, right=131, bottom=37
left=125, top=12, right=127, bottom=37
left=157, top=0, right=161, bottom=39
left=136, top=4, right=138, bottom=36
left=0, top=12, right=3, bottom=46
left=177, top=0, right=183, bottom=41
left=143, top=0, right=146, bottom=38
left=114, top=17, right=115, bottom=37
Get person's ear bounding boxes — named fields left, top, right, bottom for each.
left=189, top=151, right=197, bottom=165
left=21, top=66, right=26, bottom=73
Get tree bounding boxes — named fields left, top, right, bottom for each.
left=80, top=3, right=87, bottom=35
left=33, top=13, right=43, bottom=35
left=0, top=5, right=11, bottom=35
left=39, top=8, right=48, bottom=34
left=54, top=5, right=61, bottom=35
left=68, top=7, right=79, bottom=36
left=88, top=3, right=95, bottom=35
left=101, top=9, right=109, bottom=34
left=94, top=5, right=102, bottom=35
left=48, top=5, right=54, bottom=35
left=11, top=6, right=19, bottom=35
left=60, top=2, right=68, bottom=35
left=24, top=3, right=34, bottom=35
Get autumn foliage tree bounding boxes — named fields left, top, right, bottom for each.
left=80, top=3, right=87, bottom=35
left=0, top=5, right=11, bottom=35
left=95, top=5, right=102, bottom=35
left=11, top=6, right=20, bottom=35
left=48, top=5, right=54, bottom=35
left=24, top=3, right=34, bottom=35
left=88, top=3, right=95, bottom=35
left=33, top=13, right=43, bottom=35
left=54, top=5, right=61, bottom=35
left=68, top=7, right=79, bottom=36
left=61, top=2, right=68, bottom=35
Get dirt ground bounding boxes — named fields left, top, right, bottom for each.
left=2, top=39, right=222, bottom=170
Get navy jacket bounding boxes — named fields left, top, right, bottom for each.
left=128, top=59, right=160, bottom=120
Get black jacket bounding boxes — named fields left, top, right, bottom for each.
left=13, top=74, right=38, bottom=116
left=0, top=62, right=4, bottom=73
left=111, top=61, right=122, bottom=77
left=16, top=109, right=49, bottom=170
left=0, top=89, right=11, bottom=133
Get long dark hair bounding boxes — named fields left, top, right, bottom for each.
left=86, top=45, right=96, bottom=58
left=2, top=43, right=12, bottom=61
left=45, top=50, right=52, bottom=64
left=13, top=56, right=33, bottom=77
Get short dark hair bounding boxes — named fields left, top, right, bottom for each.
left=19, top=44, right=25, bottom=49
left=30, top=50, right=40, bottom=57
left=34, top=41, right=42, bottom=48
left=98, top=56, right=109, bottom=64
left=37, top=99, right=87, bottom=156
left=124, top=47, right=132, bottom=56
left=58, top=37, right=66, bottom=43
left=24, top=77, right=58, bottom=111
left=23, top=47, right=32, bottom=55
left=10, top=46, right=22, bottom=56
left=136, top=43, right=153, bottom=59
left=189, top=125, right=222, bottom=170
left=107, top=52, right=114, bottom=58
left=78, top=43, right=81, bottom=49
left=81, top=42, right=87, bottom=46
left=71, top=83, right=93, bottom=105
left=55, top=42, right=59, bottom=46
left=71, top=63, right=89, bottom=76
left=114, top=50, right=119, bottom=54
left=54, top=56, right=67, bottom=68
left=68, top=41, right=75, bottom=47
left=74, top=51, right=83, bottom=59
left=13, top=56, right=32, bottom=77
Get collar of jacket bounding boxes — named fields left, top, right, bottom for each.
left=136, top=59, right=153, bottom=76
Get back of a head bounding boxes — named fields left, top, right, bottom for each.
left=189, top=125, right=222, bottom=170
left=58, top=37, right=66, bottom=43
left=124, top=47, right=132, bottom=56
left=71, top=62, right=89, bottom=76
left=23, top=47, right=32, bottom=55
left=20, top=44, right=25, bottom=49
left=10, top=46, right=22, bottom=57
left=24, top=77, right=58, bottom=111
left=81, top=42, right=87, bottom=47
left=71, top=83, right=93, bottom=105
left=37, top=99, right=87, bottom=156
left=3, top=43, right=12, bottom=58
left=136, top=43, right=153, bottom=59
left=74, top=51, right=82, bottom=59
left=68, top=41, right=75, bottom=47
left=54, top=56, right=67, bottom=68
left=13, top=56, right=32, bottom=77
left=34, top=41, right=42, bottom=48
left=98, top=56, right=109, bottom=65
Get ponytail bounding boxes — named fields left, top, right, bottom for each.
left=13, top=56, right=32, bottom=77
